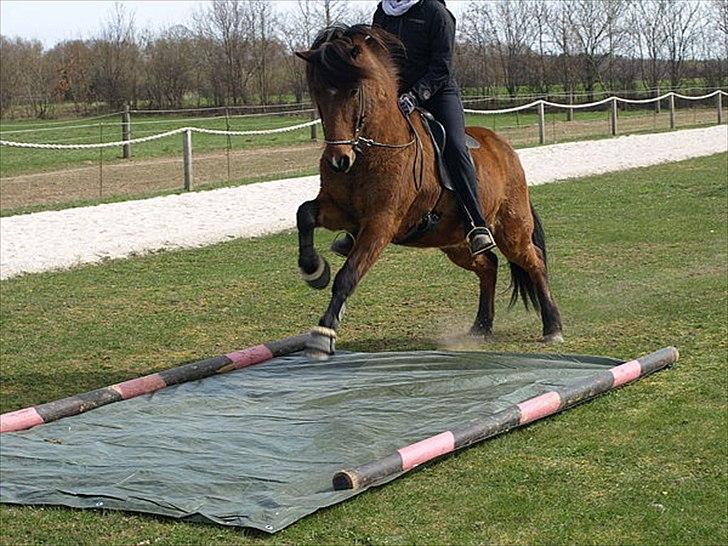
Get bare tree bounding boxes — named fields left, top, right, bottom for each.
left=526, top=0, right=553, bottom=94
left=316, top=0, right=348, bottom=27
left=566, top=0, right=628, bottom=99
left=547, top=0, right=578, bottom=99
left=194, top=0, right=257, bottom=105
left=280, top=0, right=320, bottom=103
left=460, top=3, right=497, bottom=95
left=247, top=0, right=278, bottom=104
left=46, top=40, right=94, bottom=113
left=661, top=0, right=704, bottom=89
left=464, top=0, right=535, bottom=98
left=91, top=2, right=140, bottom=108
left=629, top=0, right=669, bottom=95
left=143, top=25, right=194, bottom=108
left=0, top=37, right=55, bottom=117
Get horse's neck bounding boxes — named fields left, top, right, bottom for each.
left=363, top=84, right=412, bottom=144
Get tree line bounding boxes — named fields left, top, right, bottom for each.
left=1, top=0, right=726, bottom=118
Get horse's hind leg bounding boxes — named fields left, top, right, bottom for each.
left=501, top=240, right=563, bottom=343
left=441, top=245, right=498, bottom=337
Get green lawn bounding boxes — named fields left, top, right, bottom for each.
left=0, top=154, right=726, bottom=544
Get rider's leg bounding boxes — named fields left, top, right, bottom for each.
left=424, top=86, right=495, bottom=255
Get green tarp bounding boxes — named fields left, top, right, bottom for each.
left=0, top=350, right=621, bottom=532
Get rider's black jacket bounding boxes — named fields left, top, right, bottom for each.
left=372, top=0, right=456, bottom=103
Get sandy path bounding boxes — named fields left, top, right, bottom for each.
left=1, top=125, right=726, bottom=280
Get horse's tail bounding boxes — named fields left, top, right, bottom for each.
left=508, top=201, right=546, bottom=312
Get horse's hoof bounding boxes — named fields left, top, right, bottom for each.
left=541, top=332, right=564, bottom=344
left=306, top=326, right=337, bottom=359
left=299, top=256, right=330, bottom=290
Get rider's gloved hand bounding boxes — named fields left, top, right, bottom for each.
left=398, top=91, right=418, bottom=116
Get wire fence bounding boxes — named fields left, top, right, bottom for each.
left=0, top=89, right=725, bottom=211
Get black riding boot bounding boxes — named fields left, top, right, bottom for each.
left=423, top=85, right=496, bottom=256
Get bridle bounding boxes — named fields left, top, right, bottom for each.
left=322, top=86, right=416, bottom=151
left=321, top=85, right=424, bottom=189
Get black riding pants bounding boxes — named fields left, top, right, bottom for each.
left=421, top=84, right=487, bottom=228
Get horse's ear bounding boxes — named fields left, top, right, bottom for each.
left=295, top=50, right=315, bottom=63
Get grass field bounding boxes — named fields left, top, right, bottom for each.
left=0, top=153, right=726, bottom=544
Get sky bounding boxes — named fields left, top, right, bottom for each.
left=0, top=0, right=470, bottom=48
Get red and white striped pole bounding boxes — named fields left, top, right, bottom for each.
left=0, top=334, right=308, bottom=434
left=333, top=346, right=678, bottom=490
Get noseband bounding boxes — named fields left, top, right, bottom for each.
left=322, top=86, right=417, bottom=152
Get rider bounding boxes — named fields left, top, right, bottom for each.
left=364, top=0, right=496, bottom=256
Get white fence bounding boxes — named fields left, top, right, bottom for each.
left=1, top=89, right=725, bottom=192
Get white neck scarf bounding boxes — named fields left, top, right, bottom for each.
left=382, top=0, right=421, bottom=17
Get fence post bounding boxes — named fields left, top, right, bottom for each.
left=310, top=109, right=317, bottom=140
left=654, top=86, right=661, bottom=114
left=183, top=129, right=193, bottom=191
left=669, top=93, right=675, bottom=129
left=122, top=104, right=131, bottom=159
left=567, top=91, right=574, bottom=122
left=610, top=97, right=618, bottom=136
left=537, top=101, right=545, bottom=145
left=718, top=93, right=724, bottom=125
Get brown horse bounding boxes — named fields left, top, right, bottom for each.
left=295, top=25, right=563, bottom=358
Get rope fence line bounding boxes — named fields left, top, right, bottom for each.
left=2, top=91, right=724, bottom=150
left=129, top=101, right=313, bottom=114
left=463, top=89, right=727, bottom=114
left=0, top=110, right=319, bottom=135
left=1, top=89, right=724, bottom=197
left=460, top=85, right=724, bottom=103
left=0, top=119, right=323, bottom=149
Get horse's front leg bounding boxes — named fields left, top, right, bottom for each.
left=307, top=217, right=394, bottom=359
left=297, top=199, right=330, bottom=290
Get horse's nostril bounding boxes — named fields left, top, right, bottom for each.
left=340, top=155, right=350, bottom=172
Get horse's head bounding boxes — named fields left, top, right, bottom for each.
left=296, top=24, right=401, bottom=173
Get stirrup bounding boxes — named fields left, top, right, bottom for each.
left=467, top=226, right=496, bottom=256
left=330, top=232, right=355, bottom=258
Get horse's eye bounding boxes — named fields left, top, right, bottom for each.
left=349, top=88, right=358, bottom=98
left=351, top=45, right=361, bottom=59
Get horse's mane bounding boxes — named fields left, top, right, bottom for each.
left=306, top=24, right=403, bottom=90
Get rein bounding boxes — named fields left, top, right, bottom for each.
left=322, top=86, right=424, bottom=189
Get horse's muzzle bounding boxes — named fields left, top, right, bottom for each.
left=326, top=148, right=356, bottom=173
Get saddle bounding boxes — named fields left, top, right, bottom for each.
left=394, top=108, right=480, bottom=245
left=416, top=107, right=480, bottom=193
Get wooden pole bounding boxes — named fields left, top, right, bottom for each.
left=610, top=97, right=618, bottom=136
left=567, top=91, right=574, bottom=122
left=122, top=104, right=131, bottom=159
left=669, top=93, right=675, bottom=129
left=537, top=101, right=545, bottom=145
left=0, top=334, right=309, bottom=434
left=654, top=85, right=661, bottom=114
left=99, top=122, right=104, bottom=198
left=717, top=93, right=723, bottom=125
left=225, top=107, right=232, bottom=183
left=183, top=129, right=193, bottom=191
left=310, top=109, right=317, bottom=140
left=333, top=347, right=678, bottom=491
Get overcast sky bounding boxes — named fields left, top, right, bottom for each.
left=0, top=0, right=470, bottom=48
